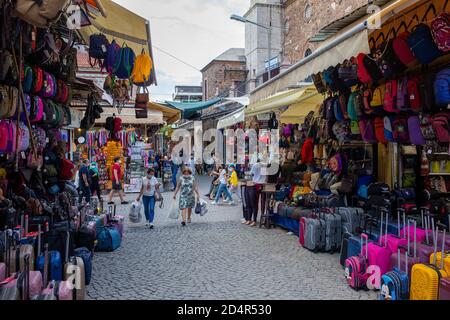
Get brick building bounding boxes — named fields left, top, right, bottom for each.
left=201, top=48, right=248, bottom=101
left=282, top=0, right=372, bottom=65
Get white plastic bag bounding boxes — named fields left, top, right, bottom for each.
left=199, top=198, right=208, bottom=216
left=168, top=199, right=180, bottom=220
left=129, top=201, right=142, bottom=223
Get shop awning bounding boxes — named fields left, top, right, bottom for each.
left=148, top=102, right=181, bottom=124
left=79, top=0, right=156, bottom=85
left=246, top=85, right=318, bottom=117
left=217, top=107, right=245, bottom=130
left=95, top=107, right=163, bottom=125
left=165, top=98, right=222, bottom=119
left=249, top=0, right=420, bottom=104
left=280, top=92, right=323, bottom=124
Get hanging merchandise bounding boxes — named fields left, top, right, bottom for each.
left=13, top=0, right=70, bottom=28
left=407, top=23, right=443, bottom=65
left=434, top=68, right=450, bottom=106
left=407, top=115, right=426, bottom=145
left=113, top=44, right=136, bottom=79
left=89, top=33, right=110, bottom=66
left=104, top=40, right=121, bottom=75
left=135, top=86, right=148, bottom=119
left=131, top=49, right=153, bottom=86
left=431, top=11, right=450, bottom=53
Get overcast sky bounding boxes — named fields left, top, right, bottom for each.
left=113, top=0, right=249, bottom=102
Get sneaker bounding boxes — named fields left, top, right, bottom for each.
left=149, top=223, right=154, bottom=229
left=145, top=222, right=149, bottom=228
left=107, top=202, right=115, bottom=205
left=121, top=201, right=129, bottom=205
left=181, top=221, right=186, bottom=226
left=211, top=201, right=217, bottom=205
left=241, top=220, right=248, bottom=224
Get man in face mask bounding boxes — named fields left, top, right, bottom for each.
left=137, top=168, right=161, bottom=229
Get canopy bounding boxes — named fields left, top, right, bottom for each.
left=280, top=92, right=323, bottom=124
left=80, top=0, right=156, bottom=84
left=148, top=102, right=181, bottom=124
left=95, top=107, right=163, bottom=125
left=246, top=85, right=318, bottom=117
left=165, top=98, right=222, bottom=119
left=217, top=107, right=245, bottom=130
left=249, top=0, right=419, bottom=103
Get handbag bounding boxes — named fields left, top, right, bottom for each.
left=14, top=0, right=69, bottom=28
left=135, top=106, right=148, bottom=119
left=135, top=86, right=149, bottom=107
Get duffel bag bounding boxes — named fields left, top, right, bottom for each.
left=96, top=226, right=121, bottom=252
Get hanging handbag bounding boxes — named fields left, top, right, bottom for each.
left=135, top=86, right=149, bottom=108
left=14, top=0, right=70, bottom=28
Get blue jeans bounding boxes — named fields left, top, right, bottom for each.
left=142, top=196, right=156, bottom=223
left=171, top=166, right=179, bottom=189
left=215, top=183, right=233, bottom=202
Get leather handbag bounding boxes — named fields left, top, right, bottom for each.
left=135, top=86, right=149, bottom=107
left=14, top=0, right=70, bottom=28
left=135, top=106, right=148, bottom=119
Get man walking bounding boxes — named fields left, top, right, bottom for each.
left=78, top=159, right=92, bottom=204
left=108, top=157, right=129, bottom=205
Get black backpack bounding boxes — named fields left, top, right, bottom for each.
left=105, top=116, right=115, bottom=132
left=363, top=54, right=383, bottom=83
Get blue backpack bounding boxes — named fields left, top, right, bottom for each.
left=96, top=226, right=121, bottom=252
left=333, top=97, right=344, bottom=121
left=407, top=24, right=442, bottom=64
left=434, top=68, right=450, bottom=106
left=114, top=44, right=136, bottom=79
left=74, top=247, right=93, bottom=285
left=89, top=34, right=109, bottom=63
left=104, top=40, right=121, bottom=75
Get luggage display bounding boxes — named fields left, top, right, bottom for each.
left=345, top=233, right=369, bottom=290
left=389, top=219, right=421, bottom=274
left=335, top=207, right=363, bottom=234
left=410, top=225, right=444, bottom=300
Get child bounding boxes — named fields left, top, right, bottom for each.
left=228, top=165, right=240, bottom=200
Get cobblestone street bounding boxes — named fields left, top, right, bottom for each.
left=87, top=176, right=376, bottom=300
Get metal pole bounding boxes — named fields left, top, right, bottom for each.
left=145, top=20, right=157, bottom=86
left=268, top=6, right=272, bottom=80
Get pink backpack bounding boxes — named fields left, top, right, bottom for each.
left=392, top=32, right=417, bottom=66
left=383, top=80, right=398, bottom=113
left=432, top=112, right=450, bottom=142
left=431, top=12, right=450, bottom=52
left=396, top=77, right=409, bottom=111
left=18, top=123, right=30, bottom=152
left=0, top=121, right=8, bottom=153
left=31, top=96, right=44, bottom=123
left=40, top=72, right=56, bottom=98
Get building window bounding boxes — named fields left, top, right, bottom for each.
left=304, top=48, right=312, bottom=57
left=304, top=3, right=312, bottom=22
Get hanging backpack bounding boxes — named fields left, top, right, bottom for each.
left=375, top=40, right=406, bottom=79
left=347, top=92, right=358, bottom=121
left=432, top=112, right=450, bottom=142
left=407, top=76, right=421, bottom=112
left=114, top=44, right=136, bottom=79
left=363, top=88, right=373, bottom=115
left=420, top=73, right=437, bottom=112
left=325, top=97, right=336, bottom=121
left=393, top=32, right=418, bottom=67
left=31, top=96, right=44, bottom=123
left=334, top=96, right=345, bottom=121
left=434, top=68, right=450, bottom=106
left=374, top=117, right=388, bottom=144
left=332, top=121, right=351, bottom=143
left=357, top=53, right=372, bottom=84
left=408, top=115, right=426, bottom=145
left=0, top=121, right=9, bottom=153
left=104, top=40, right=121, bottom=75
left=22, top=65, right=33, bottom=93
left=89, top=34, right=109, bottom=64
left=131, top=49, right=153, bottom=86
left=354, top=90, right=365, bottom=119
left=407, top=23, right=443, bottom=64
left=384, top=79, right=398, bottom=113
left=32, top=66, right=44, bottom=93
left=359, top=118, right=376, bottom=143
left=363, top=54, right=383, bottom=83
left=383, top=116, right=394, bottom=142
left=419, top=114, right=436, bottom=141
left=312, top=73, right=327, bottom=94
left=396, top=77, right=409, bottom=111
left=431, top=12, right=450, bottom=52
left=350, top=120, right=361, bottom=137
left=40, top=72, right=56, bottom=98
left=392, top=117, right=410, bottom=143
left=370, top=85, right=385, bottom=112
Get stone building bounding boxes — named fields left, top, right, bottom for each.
left=201, top=48, right=247, bottom=101
left=282, top=0, right=376, bottom=65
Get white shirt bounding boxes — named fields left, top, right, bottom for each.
left=74, top=170, right=80, bottom=189
left=142, top=176, right=159, bottom=197
left=219, top=169, right=227, bottom=184
left=251, top=163, right=267, bottom=184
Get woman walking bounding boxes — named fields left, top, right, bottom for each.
left=211, top=165, right=234, bottom=205
left=137, top=168, right=161, bottom=229
left=173, top=167, right=199, bottom=226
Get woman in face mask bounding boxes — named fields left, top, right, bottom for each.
left=173, top=167, right=199, bottom=226
left=137, top=168, right=161, bottom=229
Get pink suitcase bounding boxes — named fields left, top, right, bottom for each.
left=363, top=211, right=392, bottom=277
left=400, top=211, right=432, bottom=243
left=380, top=212, right=408, bottom=254
left=389, top=219, right=421, bottom=273
left=440, top=278, right=450, bottom=300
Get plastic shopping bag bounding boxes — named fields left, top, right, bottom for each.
left=129, top=201, right=142, bottom=223
left=168, top=199, right=180, bottom=220
left=199, top=198, right=208, bottom=216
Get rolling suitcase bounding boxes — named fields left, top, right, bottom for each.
left=439, top=277, right=450, bottom=300
left=380, top=249, right=409, bottom=300
left=299, top=217, right=306, bottom=247
left=32, top=244, right=57, bottom=301
left=340, top=232, right=352, bottom=267
left=336, top=207, right=363, bottom=234
left=410, top=225, right=443, bottom=300
left=0, top=231, right=6, bottom=282
left=345, top=233, right=369, bottom=290
left=96, top=226, right=121, bottom=252
left=303, top=212, right=326, bottom=252
left=380, top=211, right=408, bottom=254
left=416, top=215, right=437, bottom=263
left=109, top=205, right=124, bottom=239
left=0, top=253, right=31, bottom=300
left=362, top=210, right=392, bottom=278
left=63, top=231, right=85, bottom=300
left=321, top=208, right=342, bottom=253
left=74, top=247, right=92, bottom=285
left=400, top=210, right=431, bottom=242
left=389, top=219, right=421, bottom=273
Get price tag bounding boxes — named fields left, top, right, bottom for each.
left=410, top=94, right=415, bottom=100
left=102, top=45, right=107, bottom=53
left=21, top=152, right=26, bottom=159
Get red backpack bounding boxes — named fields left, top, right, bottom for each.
left=407, top=76, right=421, bottom=112
left=60, top=158, right=75, bottom=180
left=114, top=117, right=122, bottom=132
left=357, top=53, right=372, bottom=84
left=392, top=32, right=417, bottom=67
left=432, top=112, right=450, bottom=142
left=384, top=80, right=398, bottom=113
left=431, top=12, right=450, bottom=53
left=374, top=117, right=388, bottom=144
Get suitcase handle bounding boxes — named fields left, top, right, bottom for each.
left=361, top=233, right=369, bottom=259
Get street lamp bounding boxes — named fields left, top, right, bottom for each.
left=230, top=14, right=273, bottom=80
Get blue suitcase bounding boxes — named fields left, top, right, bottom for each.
left=380, top=249, right=409, bottom=300
left=37, top=250, right=62, bottom=282
left=74, top=247, right=93, bottom=285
